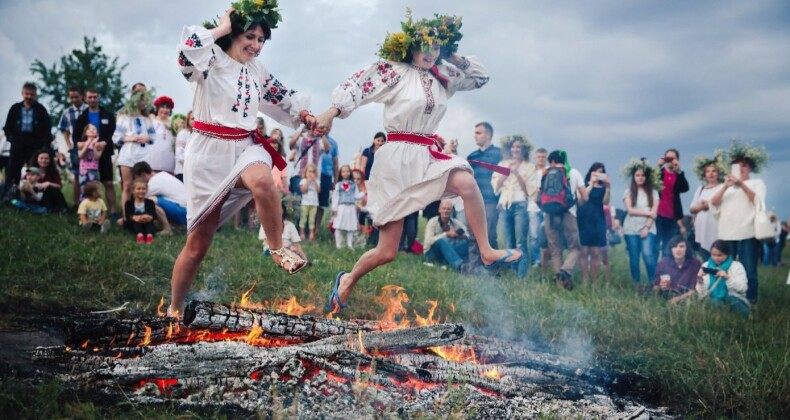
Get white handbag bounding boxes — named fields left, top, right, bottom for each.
left=753, top=200, right=774, bottom=240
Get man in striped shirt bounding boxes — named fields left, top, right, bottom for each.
left=58, top=86, right=87, bottom=207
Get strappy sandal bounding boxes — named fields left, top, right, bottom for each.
left=270, top=247, right=307, bottom=274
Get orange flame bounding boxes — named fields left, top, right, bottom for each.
left=80, top=340, right=90, bottom=349
left=430, top=344, right=478, bottom=364
left=166, top=322, right=174, bottom=339
left=414, top=300, right=439, bottom=326
left=239, top=283, right=257, bottom=308
left=374, top=285, right=411, bottom=329
left=275, top=296, right=316, bottom=316
left=140, top=326, right=153, bottom=347
left=156, top=297, right=166, bottom=317
left=246, top=324, right=263, bottom=343
left=483, top=367, right=501, bottom=380
left=357, top=330, right=366, bottom=355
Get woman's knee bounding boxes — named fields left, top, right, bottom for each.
left=448, top=170, right=477, bottom=196
left=248, top=175, right=275, bottom=200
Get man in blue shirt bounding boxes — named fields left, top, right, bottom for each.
left=58, top=87, right=87, bottom=207
left=466, top=122, right=501, bottom=271
left=316, top=131, right=339, bottom=235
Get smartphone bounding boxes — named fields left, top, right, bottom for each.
left=455, top=228, right=465, bottom=235
left=597, top=173, right=608, bottom=182
left=702, top=267, right=719, bottom=275
left=731, top=163, right=741, bottom=179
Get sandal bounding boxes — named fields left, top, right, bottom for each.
left=270, top=247, right=307, bottom=274
left=326, top=272, right=349, bottom=314
left=484, top=249, right=523, bottom=270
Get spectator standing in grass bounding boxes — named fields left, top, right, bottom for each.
left=466, top=122, right=502, bottom=271
left=299, top=163, right=320, bottom=241
left=77, top=181, right=110, bottom=232
left=3, top=82, right=52, bottom=191
left=653, top=235, right=701, bottom=304
left=76, top=124, right=106, bottom=200
left=359, top=132, right=386, bottom=181
left=622, top=158, right=660, bottom=286
left=528, top=147, right=549, bottom=268
left=316, top=130, right=339, bottom=235
left=149, top=96, right=176, bottom=173
left=268, top=128, right=289, bottom=194
left=72, top=88, right=118, bottom=218
left=332, top=165, right=363, bottom=249
left=696, top=240, right=750, bottom=318
left=114, top=88, right=155, bottom=220
left=577, top=162, right=610, bottom=285
left=656, top=149, right=689, bottom=256
left=689, top=156, right=725, bottom=261
left=58, top=86, right=87, bottom=207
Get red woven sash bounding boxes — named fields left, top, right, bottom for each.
left=193, top=120, right=287, bottom=171
left=387, top=132, right=510, bottom=176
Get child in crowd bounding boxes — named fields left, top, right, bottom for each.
left=331, top=165, right=363, bottom=249
left=696, top=239, right=750, bottom=318
left=12, top=167, right=47, bottom=214
left=259, top=202, right=307, bottom=262
left=77, top=124, right=105, bottom=200
left=124, top=178, right=157, bottom=244
left=77, top=181, right=110, bottom=232
left=299, top=163, right=320, bottom=241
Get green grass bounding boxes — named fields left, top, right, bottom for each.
left=1, top=206, right=789, bottom=418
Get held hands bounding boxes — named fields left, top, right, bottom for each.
left=314, top=108, right=338, bottom=134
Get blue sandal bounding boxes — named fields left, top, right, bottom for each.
left=326, top=272, right=349, bottom=314
left=484, top=249, right=523, bottom=269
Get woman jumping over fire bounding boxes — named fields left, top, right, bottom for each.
left=315, top=10, right=522, bottom=313
left=169, top=1, right=320, bottom=316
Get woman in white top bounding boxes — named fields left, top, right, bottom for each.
left=174, top=111, right=193, bottom=182
left=168, top=7, right=318, bottom=315
left=689, top=159, right=724, bottom=261
left=710, top=154, right=767, bottom=303
left=148, top=96, right=176, bottom=173
left=315, top=13, right=522, bottom=312
left=622, top=160, right=660, bottom=284
left=491, top=136, right=536, bottom=279
left=113, top=89, right=155, bottom=219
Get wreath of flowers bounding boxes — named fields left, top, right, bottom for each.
left=692, top=150, right=728, bottom=182
left=499, top=134, right=534, bottom=158
left=724, top=138, right=769, bottom=173
left=170, top=113, right=186, bottom=135
left=378, top=8, right=463, bottom=63
left=622, top=158, right=663, bottom=191
left=121, top=88, right=156, bottom=116
left=204, top=0, right=282, bottom=32
left=153, top=96, right=175, bottom=110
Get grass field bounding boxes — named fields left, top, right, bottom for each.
left=1, top=205, right=789, bottom=418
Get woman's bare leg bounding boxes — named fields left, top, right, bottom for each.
left=580, top=246, right=590, bottom=285
left=119, top=165, right=134, bottom=219
left=169, top=206, right=221, bottom=316
left=445, top=169, right=520, bottom=265
left=589, top=247, right=601, bottom=284
left=337, top=219, right=404, bottom=305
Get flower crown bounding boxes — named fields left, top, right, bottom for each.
left=153, top=96, right=174, bottom=110
left=121, top=87, right=155, bottom=116
left=204, top=0, right=282, bottom=32
left=170, top=113, right=186, bottom=135
left=692, top=150, right=728, bottom=182
left=724, top=138, right=769, bottom=173
left=622, top=158, right=663, bottom=190
left=378, top=8, right=463, bottom=63
left=499, top=134, right=534, bottom=157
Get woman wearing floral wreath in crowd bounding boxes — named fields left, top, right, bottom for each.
left=315, top=11, right=522, bottom=313
left=113, top=88, right=155, bottom=220
left=148, top=96, right=176, bottom=174
left=689, top=154, right=725, bottom=261
left=169, top=1, right=320, bottom=316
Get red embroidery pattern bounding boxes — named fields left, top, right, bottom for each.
left=178, top=51, right=193, bottom=67
left=357, top=61, right=401, bottom=101
left=185, top=33, right=202, bottom=48
left=262, top=75, right=293, bottom=105
left=419, top=72, right=435, bottom=115
left=232, top=68, right=244, bottom=113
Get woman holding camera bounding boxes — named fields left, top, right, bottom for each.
left=577, top=162, right=611, bottom=284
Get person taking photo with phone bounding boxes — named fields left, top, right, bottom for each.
left=656, top=149, right=689, bottom=257
left=423, top=199, right=470, bottom=271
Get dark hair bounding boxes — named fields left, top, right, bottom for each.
left=548, top=150, right=566, bottom=165
left=731, top=156, right=754, bottom=170
left=215, top=21, right=272, bottom=51
left=82, top=181, right=101, bottom=199
left=22, top=82, right=37, bottom=91
left=710, top=240, right=731, bottom=256
left=132, top=161, right=153, bottom=177
left=374, top=131, right=386, bottom=141
left=131, top=82, right=146, bottom=93
left=475, top=122, right=493, bottom=138
left=85, top=87, right=100, bottom=95
left=629, top=166, right=655, bottom=209
left=337, top=164, right=353, bottom=182
left=68, top=86, right=82, bottom=95
left=29, top=149, right=57, bottom=179
left=132, top=177, right=149, bottom=187
left=584, top=162, right=606, bottom=186
left=664, top=148, right=680, bottom=159
left=666, top=235, right=694, bottom=261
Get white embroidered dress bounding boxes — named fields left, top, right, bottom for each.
left=331, top=58, right=489, bottom=226
left=177, top=26, right=309, bottom=233
left=113, top=115, right=155, bottom=168
left=148, top=119, right=176, bottom=173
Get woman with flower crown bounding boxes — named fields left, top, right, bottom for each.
left=169, top=1, right=320, bottom=316
left=315, top=11, right=523, bottom=313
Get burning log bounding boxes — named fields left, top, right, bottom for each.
left=64, top=316, right=182, bottom=348
left=183, top=300, right=383, bottom=339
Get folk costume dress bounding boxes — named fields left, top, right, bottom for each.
left=331, top=180, right=364, bottom=231
left=177, top=26, right=309, bottom=233
left=331, top=57, right=489, bottom=226
left=113, top=115, right=155, bottom=168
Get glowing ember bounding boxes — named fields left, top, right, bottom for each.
left=156, top=297, right=166, bottom=317
left=374, top=285, right=411, bottom=329
left=166, top=322, right=174, bottom=339
left=140, top=326, right=153, bottom=347
left=357, top=330, right=366, bottom=355
left=80, top=340, right=89, bottom=349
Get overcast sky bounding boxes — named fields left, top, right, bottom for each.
left=2, top=0, right=789, bottom=216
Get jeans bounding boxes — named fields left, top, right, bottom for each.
left=727, top=238, right=759, bottom=303
left=529, top=211, right=542, bottom=264
left=425, top=237, right=468, bottom=270
left=156, top=196, right=187, bottom=225
left=656, top=215, right=678, bottom=257
left=468, top=201, right=500, bottom=269
left=399, top=212, right=418, bottom=252
left=624, top=233, right=657, bottom=283
left=500, top=202, right=530, bottom=278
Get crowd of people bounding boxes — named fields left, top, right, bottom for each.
left=1, top=3, right=785, bottom=320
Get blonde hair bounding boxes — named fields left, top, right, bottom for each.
left=303, top=163, right=318, bottom=176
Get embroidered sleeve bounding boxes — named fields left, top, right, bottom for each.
left=331, top=60, right=403, bottom=119
left=177, top=26, right=217, bottom=83
left=257, top=67, right=311, bottom=129
left=440, top=56, right=490, bottom=97
left=111, top=115, right=127, bottom=147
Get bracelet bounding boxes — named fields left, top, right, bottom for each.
left=298, top=110, right=313, bottom=125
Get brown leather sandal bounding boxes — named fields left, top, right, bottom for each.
left=270, top=247, right=307, bottom=274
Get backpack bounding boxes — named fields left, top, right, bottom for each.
left=538, top=167, right=575, bottom=215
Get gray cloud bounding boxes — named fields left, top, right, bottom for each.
left=2, top=0, right=788, bottom=214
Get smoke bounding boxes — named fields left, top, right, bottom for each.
left=190, top=266, right=229, bottom=302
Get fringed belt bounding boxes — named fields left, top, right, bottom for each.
left=193, top=120, right=287, bottom=170
left=387, top=131, right=510, bottom=176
